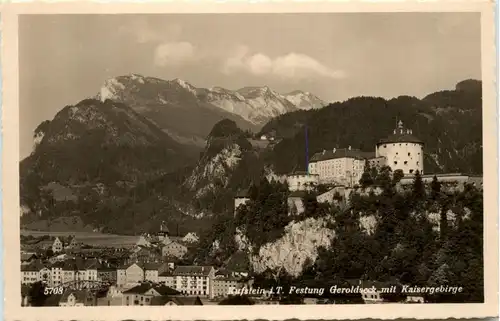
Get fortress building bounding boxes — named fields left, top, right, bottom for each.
left=308, top=147, right=372, bottom=187
left=306, top=120, right=424, bottom=187
left=375, top=120, right=424, bottom=175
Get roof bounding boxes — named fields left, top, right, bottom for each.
left=150, top=296, right=203, bottom=306
left=143, top=262, right=161, bottom=271
left=235, top=189, right=250, bottom=198
left=172, top=266, right=213, bottom=277
left=287, top=171, right=309, bottom=176
left=21, top=253, right=37, bottom=261
left=377, top=123, right=423, bottom=145
left=310, top=148, right=375, bottom=163
left=60, top=290, right=92, bottom=304
left=123, top=283, right=179, bottom=296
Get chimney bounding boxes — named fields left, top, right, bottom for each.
left=348, top=146, right=351, bottom=151
left=333, top=148, right=336, bottom=153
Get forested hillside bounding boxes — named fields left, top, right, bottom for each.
left=261, top=80, right=482, bottom=175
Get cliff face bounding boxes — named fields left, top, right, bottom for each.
left=249, top=217, right=335, bottom=277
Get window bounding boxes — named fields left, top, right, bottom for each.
left=404, top=161, right=408, bottom=165
left=410, top=169, right=414, bottom=174
left=396, top=152, right=398, bottom=155
left=394, top=161, right=398, bottom=165
left=417, top=161, right=419, bottom=165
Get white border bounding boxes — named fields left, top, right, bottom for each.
left=2, top=1, right=498, bottom=320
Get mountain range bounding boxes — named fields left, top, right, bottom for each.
left=94, top=74, right=325, bottom=146
left=20, top=77, right=482, bottom=236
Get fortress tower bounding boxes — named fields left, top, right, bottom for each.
left=375, top=120, right=424, bottom=175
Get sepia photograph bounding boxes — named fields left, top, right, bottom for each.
left=1, top=1, right=498, bottom=320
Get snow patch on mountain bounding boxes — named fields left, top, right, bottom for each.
left=96, top=74, right=325, bottom=126
left=250, top=217, right=335, bottom=277
left=284, top=91, right=325, bottom=110
left=99, top=78, right=126, bottom=102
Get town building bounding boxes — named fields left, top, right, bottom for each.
left=117, top=263, right=144, bottom=286
left=375, top=120, right=424, bottom=175
left=286, top=171, right=319, bottom=191
left=212, top=273, right=244, bottom=298
left=161, top=241, right=188, bottom=259
left=144, top=263, right=161, bottom=283
left=182, top=232, right=199, bottom=243
left=21, top=263, right=40, bottom=285
left=59, top=290, right=95, bottom=307
left=52, top=237, right=64, bottom=253
left=97, top=265, right=117, bottom=283
left=172, top=266, right=215, bottom=298
left=122, top=283, right=179, bottom=306
left=158, top=270, right=175, bottom=288
left=150, top=296, right=203, bottom=306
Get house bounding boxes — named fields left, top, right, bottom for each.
left=172, top=266, right=215, bottom=298
left=144, top=263, right=161, bottom=283
left=116, top=263, right=144, bottom=286
left=97, top=265, right=117, bottom=283
left=150, top=296, right=203, bottom=306
left=213, top=275, right=243, bottom=298
left=182, top=232, right=199, bottom=244
left=286, top=172, right=319, bottom=192
left=21, top=253, right=38, bottom=265
left=98, top=285, right=125, bottom=306
left=52, top=237, right=64, bottom=253
left=84, top=258, right=99, bottom=281
left=50, top=261, right=65, bottom=287
left=359, top=281, right=386, bottom=304
left=161, top=241, right=188, bottom=259
left=158, top=270, right=175, bottom=288
left=129, top=247, right=159, bottom=263
left=65, top=237, right=79, bottom=249
left=61, top=260, right=78, bottom=285
left=58, top=289, right=95, bottom=307
left=122, top=283, right=180, bottom=306
left=21, top=263, right=40, bottom=285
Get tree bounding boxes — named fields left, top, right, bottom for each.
left=412, top=170, right=426, bottom=201
left=359, top=163, right=374, bottom=188
left=28, top=282, right=49, bottom=306
left=430, top=175, right=442, bottom=200
left=392, top=169, right=404, bottom=184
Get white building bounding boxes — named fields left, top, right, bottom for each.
left=375, top=120, right=424, bottom=175
left=172, top=266, right=215, bottom=298
left=21, top=264, right=40, bottom=285
left=308, top=147, right=372, bottom=187
left=52, top=237, right=64, bottom=253
left=117, top=263, right=144, bottom=286
left=286, top=172, right=319, bottom=191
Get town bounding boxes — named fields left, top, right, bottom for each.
left=20, top=121, right=483, bottom=306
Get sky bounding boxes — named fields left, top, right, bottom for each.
left=19, top=13, right=481, bottom=159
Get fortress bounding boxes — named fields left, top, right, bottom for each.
left=287, top=120, right=481, bottom=191
left=235, top=120, right=482, bottom=214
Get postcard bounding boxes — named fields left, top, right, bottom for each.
left=1, top=1, right=498, bottom=320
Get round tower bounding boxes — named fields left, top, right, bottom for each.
left=375, top=120, right=424, bottom=175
